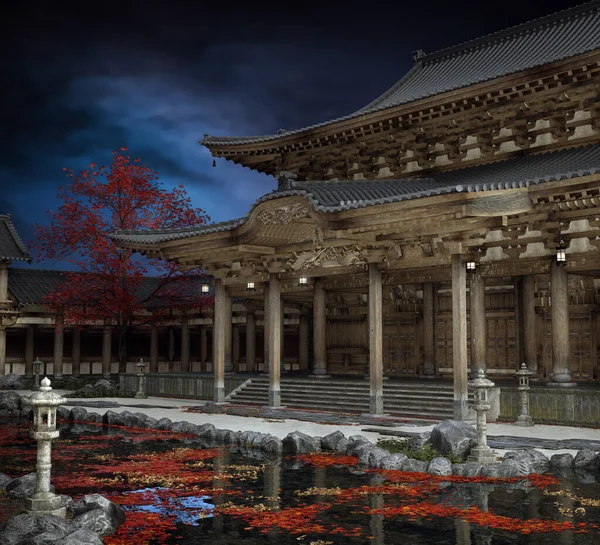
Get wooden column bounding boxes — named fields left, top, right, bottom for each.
left=522, top=275, right=537, bottom=373
left=0, top=328, right=6, bottom=376
left=150, top=324, right=159, bottom=373
left=280, top=302, right=285, bottom=370
left=311, top=278, right=329, bottom=377
left=246, top=312, right=256, bottom=371
left=549, top=261, right=575, bottom=385
left=181, top=314, right=190, bottom=373
left=102, top=319, right=111, bottom=378
left=263, top=285, right=270, bottom=373
left=422, top=283, right=435, bottom=376
left=368, top=263, right=384, bottom=414
left=53, top=314, right=64, bottom=379
left=452, top=254, right=469, bottom=420
left=469, top=269, right=486, bottom=378
left=72, top=327, right=81, bottom=377
left=25, top=325, right=34, bottom=377
left=232, top=325, right=240, bottom=371
left=213, top=278, right=226, bottom=402
left=299, top=314, right=309, bottom=371
left=199, top=325, right=208, bottom=367
left=268, top=273, right=282, bottom=407
left=224, top=293, right=233, bottom=373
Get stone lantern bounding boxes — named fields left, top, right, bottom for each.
left=134, top=357, right=148, bottom=399
left=32, top=357, right=43, bottom=391
left=23, top=377, right=67, bottom=517
left=515, top=362, right=534, bottom=427
left=467, top=369, right=497, bottom=465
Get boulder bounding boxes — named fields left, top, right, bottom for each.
left=262, top=435, right=283, bottom=454
left=428, top=457, right=453, bottom=476
left=69, top=406, right=88, bottom=421
left=481, top=461, right=519, bottom=478
left=102, top=410, right=121, bottom=426
left=25, top=529, right=71, bottom=544
left=550, top=453, right=574, bottom=468
left=429, top=420, right=477, bottom=461
left=155, top=417, right=173, bottom=430
left=0, top=373, right=27, bottom=390
left=6, top=472, right=37, bottom=499
left=68, top=380, right=117, bottom=398
left=56, top=406, right=70, bottom=421
left=62, top=528, right=104, bottom=545
left=142, top=416, right=159, bottom=429
left=354, top=442, right=376, bottom=461
left=0, top=514, right=73, bottom=545
left=84, top=413, right=103, bottom=424
left=335, top=438, right=349, bottom=454
left=0, top=472, right=14, bottom=489
left=501, top=451, right=536, bottom=476
left=525, top=449, right=550, bottom=474
left=215, top=429, right=238, bottom=445
left=321, top=431, right=345, bottom=451
left=574, top=449, right=600, bottom=470
left=196, top=423, right=217, bottom=441
left=452, top=462, right=483, bottom=477
left=403, top=459, right=429, bottom=473
left=130, top=413, right=149, bottom=428
left=282, top=431, right=319, bottom=455
left=238, top=430, right=260, bottom=447
left=367, top=448, right=390, bottom=468
left=346, top=435, right=372, bottom=456
left=170, top=421, right=198, bottom=434
left=409, top=432, right=431, bottom=450
left=378, top=453, right=408, bottom=470
left=0, top=391, right=22, bottom=412
left=73, top=494, right=126, bottom=527
left=73, top=509, right=118, bottom=536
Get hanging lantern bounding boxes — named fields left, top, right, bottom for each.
left=247, top=282, right=255, bottom=292
left=298, top=277, right=308, bottom=286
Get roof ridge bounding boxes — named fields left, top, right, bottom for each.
left=2, top=216, right=33, bottom=263
left=114, top=218, right=239, bottom=236
left=421, top=1, right=600, bottom=64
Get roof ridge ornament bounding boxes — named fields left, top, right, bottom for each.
left=277, top=171, right=298, bottom=191
left=412, top=49, right=426, bottom=63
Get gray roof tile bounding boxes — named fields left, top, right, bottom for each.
left=203, top=1, right=600, bottom=146
left=112, top=143, right=600, bottom=245
left=0, top=215, right=32, bottom=262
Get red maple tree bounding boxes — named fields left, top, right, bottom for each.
left=32, top=147, right=212, bottom=373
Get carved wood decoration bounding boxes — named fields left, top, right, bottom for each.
left=256, top=204, right=309, bottom=225
left=286, top=245, right=367, bottom=271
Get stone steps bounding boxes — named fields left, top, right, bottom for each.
left=227, top=377, right=466, bottom=419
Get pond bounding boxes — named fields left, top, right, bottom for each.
left=0, top=418, right=599, bottom=544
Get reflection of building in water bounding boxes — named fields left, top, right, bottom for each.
left=558, top=480, right=575, bottom=545
left=455, top=518, right=471, bottom=545
left=369, top=474, right=385, bottom=545
left=212, top=448, right=230, bottom=534
left=263, top=462, right=281, bottom=543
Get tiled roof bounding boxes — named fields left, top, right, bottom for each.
left=0, top=215, right=32, bottom=262
left=203, top=1, right=600, bottom=146
left=111, top=143, right=600, bottom=245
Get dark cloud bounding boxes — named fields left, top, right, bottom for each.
left=1, top=0, right=586, bottom=267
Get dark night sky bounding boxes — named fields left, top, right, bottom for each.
left=1, top=0, right=587, bottom=269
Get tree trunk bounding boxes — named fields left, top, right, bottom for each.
left=118, top=325, right=129, bottom=374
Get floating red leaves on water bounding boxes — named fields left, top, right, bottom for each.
left=294, top=453, right=359, bottom=467
left=103, top=510, right=180, bottom=545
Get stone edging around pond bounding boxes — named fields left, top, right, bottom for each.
left=55, top=405, right=600, bottom=479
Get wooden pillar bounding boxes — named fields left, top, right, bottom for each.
left=311, top=278, right=329, bottom=377
left=263, top=285, right=270, bottom=373
left=522, top=275, right=537, bottom=374
left=213, top=278, right=226, bottom=402
left=368, top=263, right=384, bottom=414
left=470, top=269, right=486, bottom=378
left=232, top=325, right=240, bottom=370
left=25, top=325, right=34, bottom=377
left=299, top=314, right=309, bottom=371
left=422, top=283, right=435, bottom=376
left=549, top=261, right=575, bottom=385
left=102, top=319, right=111, bottom=378
left=224, top=293, right=233, bottom=373
left=150, top=324, right=159, bottom=373
left=246, top=312, right=256, bottom=371
left=72, top=327, right=81, bottom=377
left=452, top=254, right=469, bottom=420
left=268, top=273, right=282, bottom=407
left=280, top=301, right=285, bottom=370
left=53, top=314, right=64, bottom=379
left=181, top=314, right=190, bottom=373
left=0, top=327, right=6, bottom=376
left=199, top=325, right=207, bottom=366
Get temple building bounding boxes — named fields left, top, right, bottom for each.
left=111, top=2, right=600, bottom=421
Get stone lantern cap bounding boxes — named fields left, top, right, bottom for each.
left=468, top=368, right=495, bottom=390
left=23, top=377, right=67, bottom=407
left=515, top=362, right=533, bottom=377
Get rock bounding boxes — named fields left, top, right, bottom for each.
left=69, top=406, right=88, bottom=421
left=282, top=431, right=319, bottom=455
left=321, top=431, right=345, bottom=451
left=346, top=435, right=371, bottom=456
left=378, top=453, right=408, bottom=470
left=155, top=417, right=173, bottom=430
left=130, top=413, right=149, bottom=428
left=0, top=514, right=73, bottom=545
left=196, top=423, right=217, bottom=441
left=55, top=404, right=71, bottom=421
left=574, top=449, right=600, bottom=470
left=238, top=431, right=260, bottom=447
left=335, top=438, right=349, bottom=454
left=403, top=459, right=429, bottom=473
left=62, top=528, right=104, bottom=545
left=6, top=472, right=37, bottom=499
left=525, top=449, right=550, bottom=474
left=428, top=457, right=453, bottom=476
left=409, top=432, right=431, bottom=450
left=452, top=462, right=483, bottom=477
left=501, top=451, right=535, bottom=476
left=58, top=495, right=75, bottom=514
left=481, top=461, right=519, bottom=478
left=25, top=528, right=71, bottom=544
left=215, top=429, right=238, bottom=445
left=142, top=416, right=159, bottom=428
left=170, top=421, right=198, bottom=434
left=262, top=435, right=283, bottom=454
left=102, top=410, right=121, bottom=426
left=73, top=494, right=126, bottom=527
left=249, top=433, right=269, bottom=449
left=429, top=420, right=477, bottom=461
left=0, top=472, right=13, bottom=488
left=367, top=448, right=390, bottom=468
left=550, top=453, right=574, bottom=468
left=73, top=509, right=118, bottom=536
left=84, top=413, right=103, bottom=424
left=0, top=373, right=26, bottom=390
left=68, top=380, right=117, bottom=398
left=354, top=442, right=376, bottom=462
left=0, top=391, right=23, bottom=412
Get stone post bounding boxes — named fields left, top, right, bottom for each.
left=299, top=313, right=309, bottom=371
left=135, top=358, right=148, bottom=399
left=311, top=278, right=329, bottom=377
left=515, top=362, right=534, bottom=426
left=245, top=312, right=256, bottom=371
left=102, top=319, right=112, bottom=379
left=549, top=261, right=575, bottom=386
left=23, top=377, right=67, bottom=517
left=467, top=369, right=497, bottom=465
left=25, top=325, right=35, bottom=378
left=469, top=269, right=486, bottom=378
left=71, top=328, right=81, bottom=377
left=522, top=275, right=537, bottom=374
left=52, top=314, right=64, bottom=380
left=268, top=273, right=282, bottom=407
left=149, top=324, right=158, bottom=373
left=368, top=263, right=384, bottom=415
left=452, top=254, right=469, bottom=420
left=422, top=282, right=435, bottom=376
left=181, top=314, right=190, bottom=373
left=224, top=294, right=233, bottom=373
left=213, top=278, right=226, bottom=402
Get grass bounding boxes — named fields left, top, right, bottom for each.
left=376, top=437, right=461, bottom=463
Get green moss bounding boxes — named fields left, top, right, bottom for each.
left=376, top=437, right=460, bottom=464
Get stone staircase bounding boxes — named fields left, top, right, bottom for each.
left=226, top=377, right=463, bottom=420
